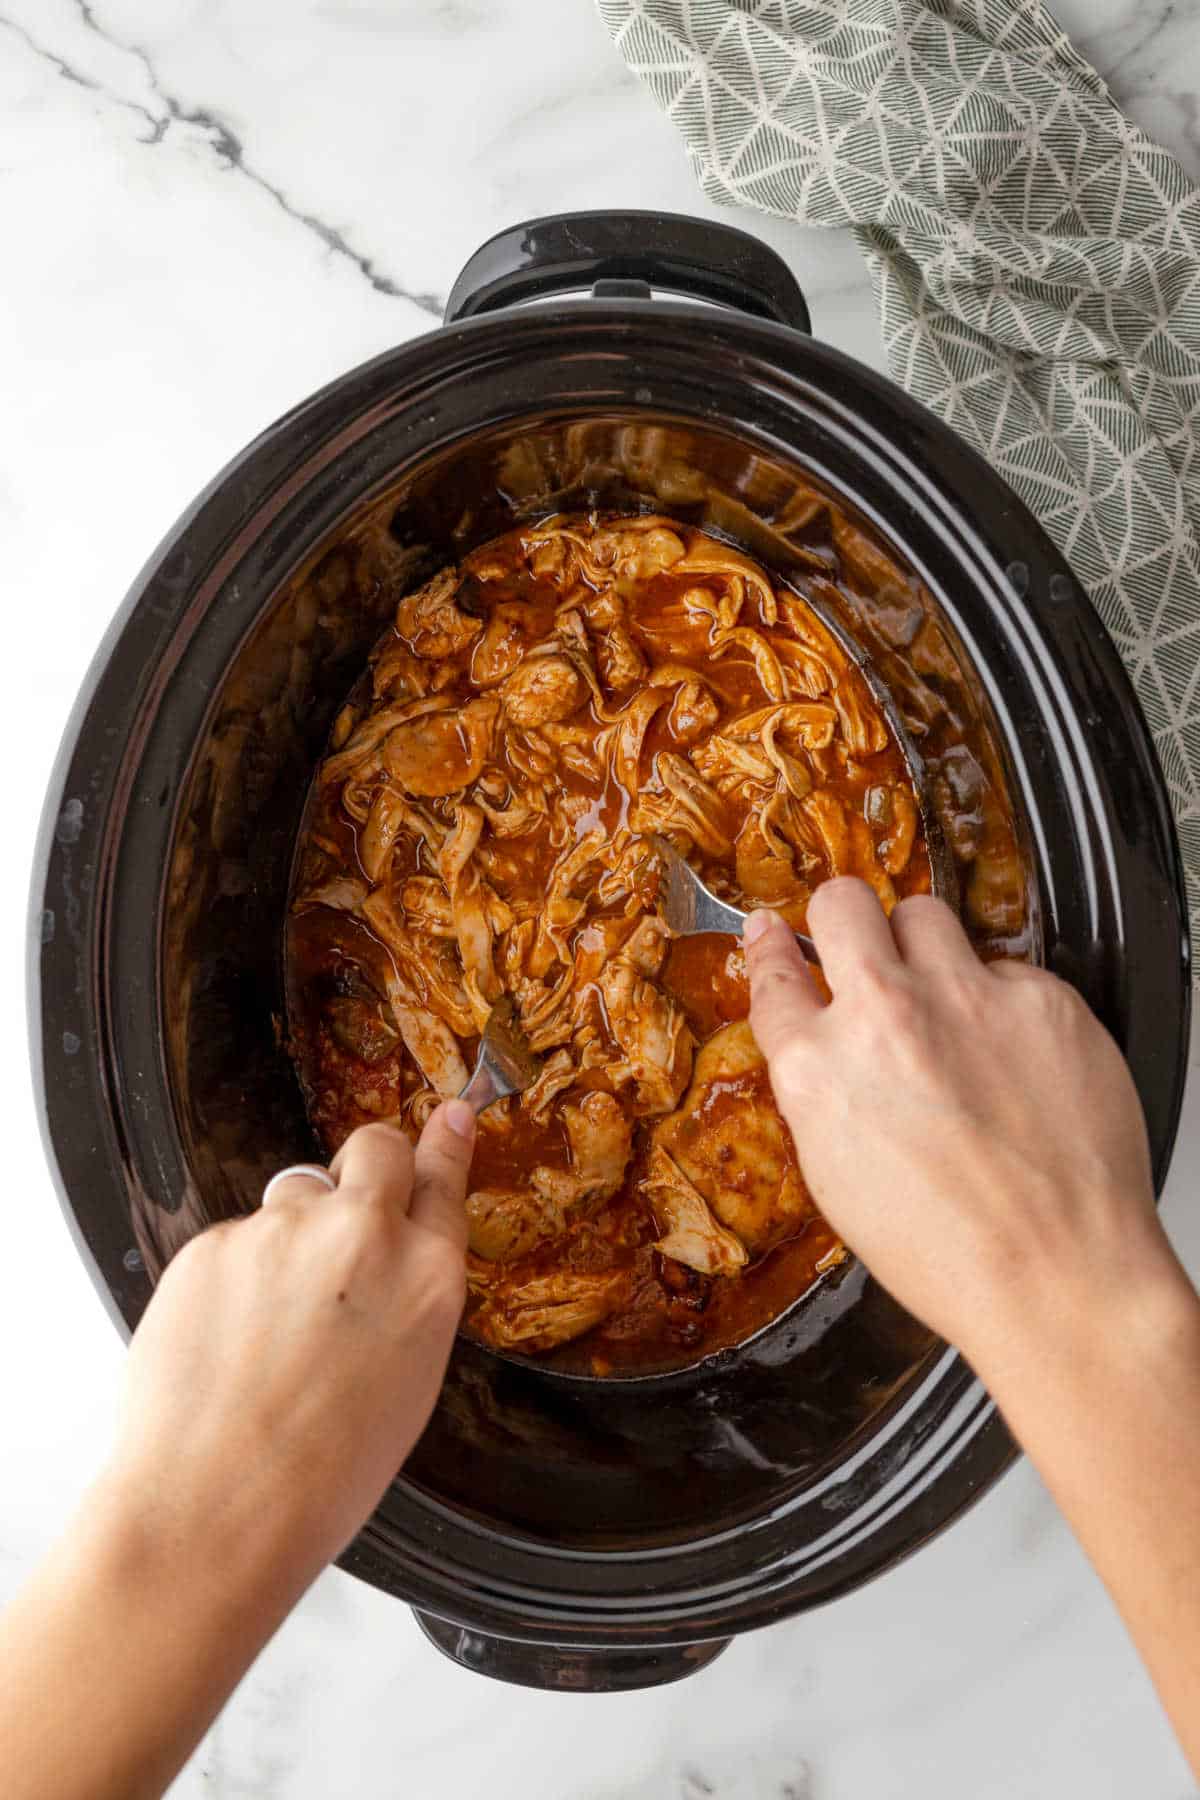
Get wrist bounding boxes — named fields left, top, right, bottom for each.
left=3, top=1454, right=327, bottom=1800
left=87, top=1448, right=327, bottom=1621
left=960, top=1208, right=1200, bottom=1402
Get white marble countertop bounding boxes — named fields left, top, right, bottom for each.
left=3, top=2, right=1200, bottom=1795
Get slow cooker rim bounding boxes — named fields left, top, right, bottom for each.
left=343, top=1359, right=1016, bottom=1645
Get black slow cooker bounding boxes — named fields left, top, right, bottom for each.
left=30, top=212, right=1189, bottom=1692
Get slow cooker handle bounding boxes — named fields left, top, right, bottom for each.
left=444, top=209, right=811, bottom=333
left=414, top=1609, right=732, bottom=1692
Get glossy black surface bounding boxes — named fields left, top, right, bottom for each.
left=30, top=212, right=1189, bottom=1692
left=445, top=209, right=812, bottom=332
left=413, top=1614, right=732, bottom=1691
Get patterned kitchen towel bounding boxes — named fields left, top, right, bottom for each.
left=598, top=0, right=1200, bottom=953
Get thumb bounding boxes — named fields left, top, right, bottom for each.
left=411, top=1099, right=476, bottom=1249
left=745, top=909, right=822, bottom=1067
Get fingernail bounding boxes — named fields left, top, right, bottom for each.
left=743, top=910, right=778, bottom=947
left=442, top=1098, right=476, bottom=1141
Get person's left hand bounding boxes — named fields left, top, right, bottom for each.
left=105, top=1105, right=475, bottom=1579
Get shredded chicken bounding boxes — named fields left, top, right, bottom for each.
left=631, top=753, right=732, bottom=859
left=361, top=887, right=475, bottom=1037
left=317, top=695, right=456, bottom=790
left=381, top=696, right=497, bottom=799
left=398, top=875, right=455, bottom=937
left=470, top=602, right=532, bottom=686
left=394, top=567, right=482, bottom=659
left=501, top=654, right=585, bottom=728
left=371, top=637, right=431, bottom=704
left=597, top=623, right=647, bottom=691
left=383, top=968, right=469, bottom=1097
left=475, top=1271, right=629, bottom=1353
left=599, top=961, right=693, bottom=1116
left=289, top=513, right=939, bottom=1369
left=653, top=1022, right=813, bottom=1257
left=437, top=803, right=504, bottom=1030
left=735, top=810, right=810, bottom=911
left=519, top=1047, right=576, bottom=1121
left=359, top=787, right=412, bottom=883
left=292, top=873, right=369, bottom=914
left=712, top=626, right=787, bottom=701
left=645, top=1145, right=749, bottom=1275
left=466, top=1189, right=563, bottom=1262
left=531, top=1092, right=632, bottom=1208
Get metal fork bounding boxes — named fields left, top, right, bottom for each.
left=458, top=996, right=544, bottom=1115
left=653, top=836, right=819, bottom=960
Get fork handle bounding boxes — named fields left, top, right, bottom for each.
left=457, top=1061, right=506, bottom=1115
left=689, top=886, right=818, bottom=962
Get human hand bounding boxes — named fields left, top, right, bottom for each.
left=743, top=882, right=1200, bottom=1777
left=105, top=1104, right=474, bottom=1579
left=0, top=1107, right=474, bottom=1800
left=744, top=883, right=1167, bottom=1371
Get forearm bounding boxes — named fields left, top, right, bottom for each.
left=0, top=1115, right=470, bottom=1800
left=967, top=1227, right=1200, bottom=1774
left=0, top=1465, right=321, bottom=1800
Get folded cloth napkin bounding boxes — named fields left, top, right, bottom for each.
left=598, top=0, right=1200, bottom=954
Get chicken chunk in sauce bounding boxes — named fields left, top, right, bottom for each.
left=652, top=1022, right=826, bottom=1259
left=287, top=514, right=936, bottom=1374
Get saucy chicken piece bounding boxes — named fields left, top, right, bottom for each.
left=630, top=754, right=733, bottom=860
left=520, top=1046, right=576, bottom=1121
left=672, top=537, right=779, bottom=625
left=501, top=654, right=585, bottom=728
left=598, top=961, right=693, bottom=1116
left=394, top=567, right=482, bottom=659
left=360, top=887, right=475, bottom=1036
left=474, top=1271, right=629, bottom=1353
left=735, top=809, right=811, bottom=915
left=384, top=971, right=469, bottom=1098
left=590, top=522, right=686, bottom=583
left=468, top=1092, right=631, bottom=1262
left=470, top=602, right=532, bottom=686
left=466, top=1189, right=563, bottom=1262
left=397, top=874, right=455, bottom=936
left=645, top=1145, right=749, bottom=1275
left=712, top=626, right=787, bottom=701
left=318, top=695, right=456, bottom=791
left=370, top=636, right=430, bottom=704
left=654, top=1021, right=813, bottom=1256
left=438, top=802, right=504, bottom=1029
left=382, top=696, right=497, bottom=799
left=532, top=1092, right=632, bottom=1208
left=597, top=623, right=647, bottom=691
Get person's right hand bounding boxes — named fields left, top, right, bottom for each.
left=743, top=883, right=1172, bottom=1369
left=745, top=882, right=1200, bottom=1779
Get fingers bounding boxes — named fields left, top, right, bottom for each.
left=807, top=878, right=900, bottom=994
left=888, top=894, right=979, bottom=976
left=987, top=958, right=1045, bottom=982
left=260, top=1164, right=337, bottom=1210
left=410, top=1100, right=476, bottom=1249
left=746, top=909, right=822, bottom=1062
left=331, top=1122, right=416, bottom=1210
